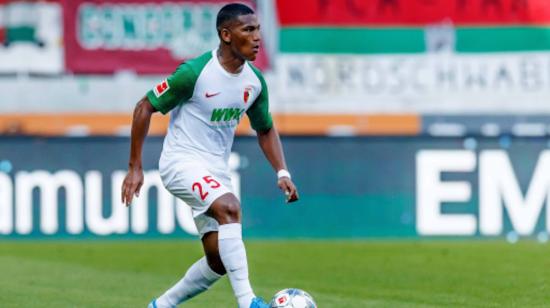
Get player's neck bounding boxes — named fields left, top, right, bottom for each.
left=217, top=48, right=245, bottom=74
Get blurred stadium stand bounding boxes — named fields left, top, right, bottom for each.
left=0, top=0, right=549, bottom=136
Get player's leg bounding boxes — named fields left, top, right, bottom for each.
left=201, top=230, right=226, bottom=275
left=154, top=164, right=265, bottom=307
left=207, top=193, right=266, bottom=308
left=152, top=166, right=228, bottom=308
left=152, top=231, right=224, bottom=307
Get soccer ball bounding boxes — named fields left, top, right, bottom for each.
left=270, top=288, right=317, bottom=308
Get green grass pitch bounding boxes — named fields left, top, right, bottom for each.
left=1, top=240, right=549, bottom=307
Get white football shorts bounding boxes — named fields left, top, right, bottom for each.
left=160, top=160, right=234, bottom=237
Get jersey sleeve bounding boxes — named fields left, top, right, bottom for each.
left=146, top=63, right=197, bottom=114
left=247, top=67, right=273, bottom=132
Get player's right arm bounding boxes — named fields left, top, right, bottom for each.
left=121, top=96, right=156, bottom=206
left=121, top=62, right=198, bottom=206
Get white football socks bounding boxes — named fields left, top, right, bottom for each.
left=219, top=223, right=255, bottom=308
left=156, top=256, right=222, bottom=307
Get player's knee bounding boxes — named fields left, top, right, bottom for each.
left=209, top=194, right=241, bottom=224
left=219, top=200, right=241, bottom=223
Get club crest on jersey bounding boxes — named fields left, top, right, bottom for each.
left=243, top=86, right=253, bottom=104
left=153, top=79, right=170, bottom=97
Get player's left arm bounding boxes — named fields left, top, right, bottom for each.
left=256, top=127, right=299, bottom=203
left=247, top=67, right=298, bottom=202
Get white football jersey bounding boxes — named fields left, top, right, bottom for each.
left=146, top=49, right=272, bottom=173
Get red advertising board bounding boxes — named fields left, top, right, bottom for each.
left=277, top=0, right=550, bottom=26
left=63, top=0, right=268, bottom=74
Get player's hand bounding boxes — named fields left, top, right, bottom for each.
left=278, top=177, right=299, bottom=203
left=121, top=167, right=144, bottom=207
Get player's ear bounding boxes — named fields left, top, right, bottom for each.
left=220, top=28, right=231, bottom=44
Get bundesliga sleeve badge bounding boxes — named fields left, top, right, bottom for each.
left=153, top=79, right=170, bottom=97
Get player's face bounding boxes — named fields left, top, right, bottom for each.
left=229, top=14, right=261, bottom=61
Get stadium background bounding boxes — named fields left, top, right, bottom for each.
left=2, top=0, right=550, bottom=307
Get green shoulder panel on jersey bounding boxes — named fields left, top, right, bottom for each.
left=146, top=51, right=213, bottom=114
left=246, top=62, right=273, bottom=132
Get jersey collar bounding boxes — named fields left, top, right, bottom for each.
left=212, top=48, right=247, bottom=78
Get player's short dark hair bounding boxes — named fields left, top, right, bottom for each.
left=216, top=3, right=255, bottom=33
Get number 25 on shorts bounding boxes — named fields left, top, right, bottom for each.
left=192, top=175, right=221, bottom=201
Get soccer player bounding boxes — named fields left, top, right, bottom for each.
left=121, top=3, right=299, bottom=308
